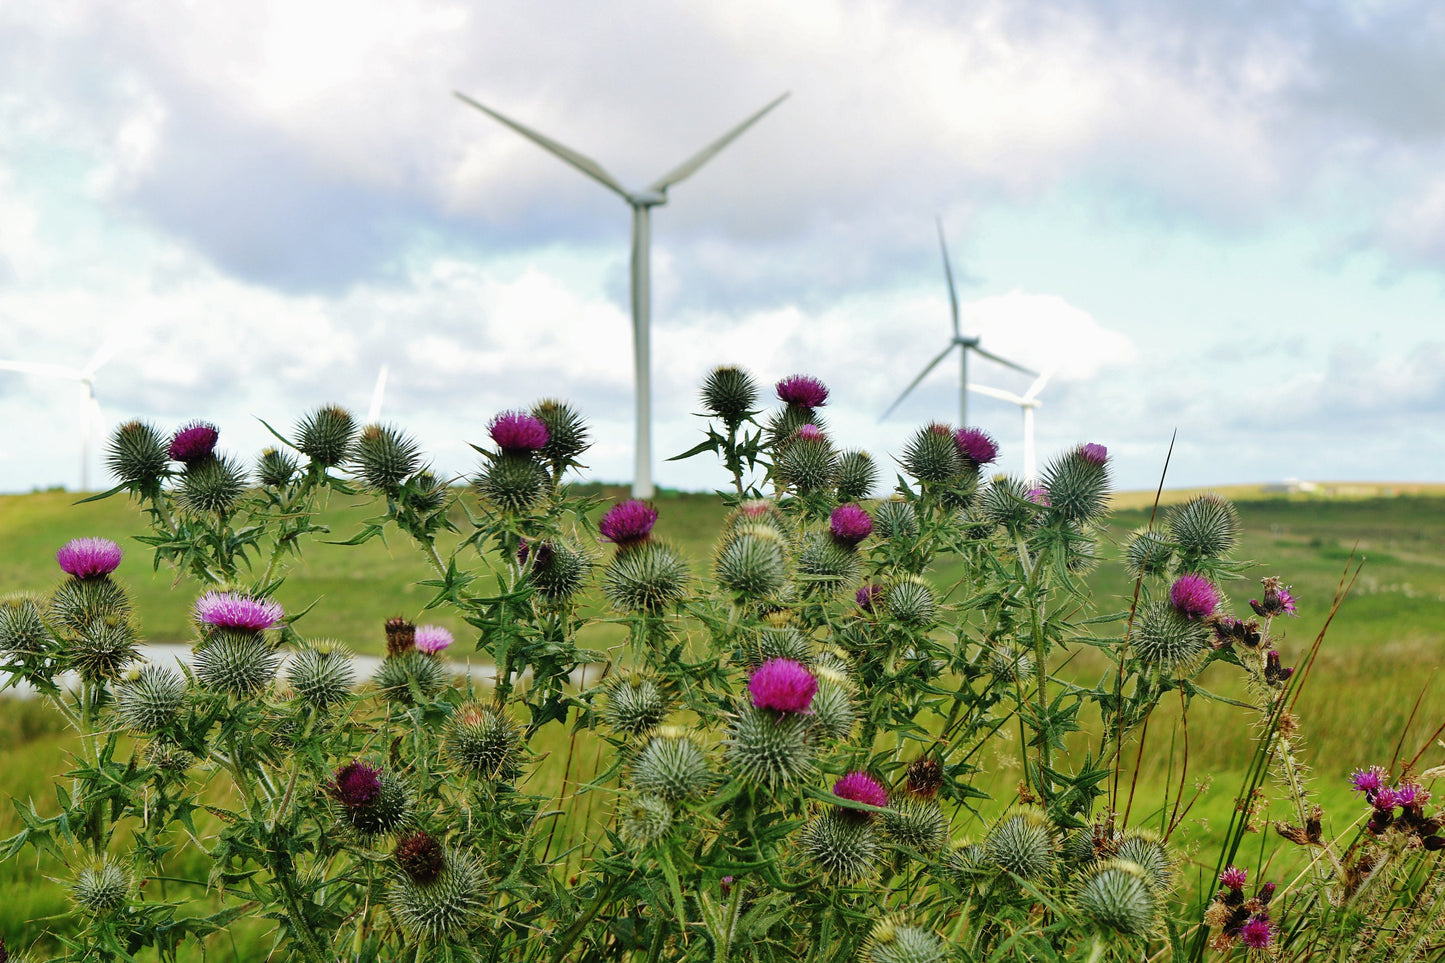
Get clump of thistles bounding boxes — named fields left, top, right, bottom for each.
left=168, top=421, right=219, bottom=464
left=194, top=591, right=283, bottom=632
left=1352, top=765, right=1445, bottom=845
left=829, top=504, right=873, bottom=547
left=414, top=625, right=453, bottom=655
left=488, top=411, right=549, bottom=453
left=57, top=537, right=123, bottom=579
left=599, top=499, right=658, bottom=548
left=1169, top=573, right=1219, bottom=620
left=748, top=658, right=817, bottom=714
left=776, top=374, right=829, bottom=409
left=953, top=427, right=998, bottom=468
left=1204, top=865, right=1278, bottom=952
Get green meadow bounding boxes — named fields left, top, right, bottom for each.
left=1, top=482, right=1443, bottom=957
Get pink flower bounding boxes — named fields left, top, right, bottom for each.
left=168, top=421, right=219, bottom=463
left=748, top=658, right=817, bottom=714
left=1239, top=915, right=1274, bottom=950
left=1350, top=765, right=1387, bottom=798
left=1277, top=588, right=1298, bottom=616
left=833, top=771, right=888, bottom=810
left=330, top=760, right=381, bottom=807
left=1079, top=443, right=1108, bottom=466
left=1026, top=487, right=1051, bottom=507
left=794, top=423, right=825, bottom=443
left=599, top=499, right=658, bottom=547
left=1169, top=573, right=1219, bottom=620
left=194, top=591, right=284, bottom=632
left=1219, top=866, right=1248, bottom=890
left=414, top=625, right=453, bottom=655
left=829, top=504, right=873, bottom=547
left=56, top=537, right=123, bottom=579
left=953, top=427, right=998, bottom=467
left=775, top=374, right=829, bottom=409
left=488, top=410, right=549, bottom=453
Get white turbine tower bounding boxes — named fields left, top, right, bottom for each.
left=968, top=369, right=1054, bottom=484
left=366, top=364, right=389, bottom=425
left=0, top=343, right=116, bottom=491
left=455, top=90, right=789, bottom=498
left=881, top=219, right=1036, bottom=427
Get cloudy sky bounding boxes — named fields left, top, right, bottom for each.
left=1, top=0, right=1442, bottom=496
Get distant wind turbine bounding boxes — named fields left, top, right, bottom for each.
left=968, top=369, right=1054, bottom=484
left=366, top=364, right=389, bottom=425
left=455, top=90, right=789, bottom=498
left=0, top=342, right=116, bottom=491
left=881, top=219, right=1036, bottom=427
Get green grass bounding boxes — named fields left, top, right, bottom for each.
left=2, top=484, right=1444, bottom=957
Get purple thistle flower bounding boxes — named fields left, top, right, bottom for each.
left=1277, top=588, right=1298, bottom=616
left=331, top=760, right=381, bottom=807
left=56, top=537, right=123, bottom=579
left=1394, top=782, right=1428, bottom=809
left=414, top=625, right=453, bottom=655
left=1220, top=866, right=1248, bottom=890
left=856, top=583, right=884, bottom=612
left=1169, top=573, right=1219, bottom=620
left=720, top=875, right=735, bottom=896
left=833, top=771, right=889, bottom=810
left=748, top=658, right=817, bottom=714
left=599, top=499, right=658, bottom=548
left=953, top=427, right=999, bottom=467
left=1239, top=915, right=1275, bottom=950
left=1373, top=786, right=1401, bottom=812
left=1026, top=487, right=1051, bottom=507
left=775, top=374, right=829, bottom=409
left=794, top=423, right=825, bottom=443
left=488, top=410, right=550, bottom=453
left=194, top=591, right=284, bottom=632
left=829, top=504, right=873, bottom=547
left=168, top=421, right=219, bottom=463
left=1079, top=443, right=1108, bottom=466
left=1351, top=765, right=1387, bottom=799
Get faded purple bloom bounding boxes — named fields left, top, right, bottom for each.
left=1079, top=443, right=1108, bottom=466
left=748, top=658, right=817, bottom=714
left=56, top=537, right=123, bottom=579
left=720, top=875, right=735, bottom=896
left=833, top=771, right=889, bottom=810
left=1220, top=866, right=1248, bottom=890
left=794, top=423, right=825, bottom=443
left=1239, top=915, right=1274, bottom=950
left=775, top=374, right=829, bottom=409
left=830, top=504, right=873, bottom=547
left=1257, top=881, right=1276, bottom=905
left=488, top=410, right=550, bottom=453
left=1351, top=765, right=1387, bottom=798
left=953, top=427, right=999, bottom=467
left=414, top=625, right=453, bottom=655
left=1026, top=487, right=1051, bottom=507
left=1395, top=782, right=1429, bottom=809
left=194, top=591, right=284, bottom=632
left=856, top=583, right=884, bottom=612
left=1169, top=573, right=1219, bottom=620
left=599, top=499, right=658, bottom=547
left=1277, top=588, right=1298, bottom=616
left=331, top=760, right=381, bottom=807
left=168, top=421, right=219, bottom=463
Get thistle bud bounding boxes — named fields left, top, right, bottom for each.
left=601, top=541, right=690, bottom=613
left=1113, top=831, right=1174, bottom=895
left=352, top=424, right=422, bottom=494
left=873, top=499, right=919, bottom=540
left=744, top=626, right=812, bottom=666
left=984, top=810, right=1054, bottom=879
left=602, top=677, right=669, bottom=736
left=905, top=757, right=944, bottom=799
left=1265, top=649, right=1295, bottom=686
left=620, top=794, right=674, bottom=847
left=445, top=705, right=523, bottom=781
left=257, top=446, right=298, bottom=488
left=715, top=526, right=787, bottom=599
left=884, top=797, right=949, bottom=853
left=145, top=739, right=196, bottom=773
left=1134, top=601, right=1208, bottom=670
left=885, top=576, right=936, bottom=628
left=295, top=405, right=356, bottom=468
left=69, top=616, right=138, bottom=683
left=474, top=453, right=548, bottom=513
left=701, top=365, right=760, bottom=425
left=802, top=809, right=880, bottom=882
left=835, top=449, right=878, bottom=502
left=176, top=454, right=248, bottom=515
left=404, top=469, right=449, bottom=513
left=864, top=918, right=947, bottom=963
left=977, top=475, right=1034, bottom=529
left=1076, top=860, right=1157, bottom=935
left=114, top=663, right=186, bottom=732
left=725, top=705, right=814, bottom=788
left=288, top=642, right=356, bottom=710
left=774, top=429, right=838, bottom=495
left=194, top=633, right=279, bottom=696
left=1040, top=445, right=1111, bottom=523
left=386, top=847, right=485, bottom=941
left=0, top=594, right=53, bottom=656
left=1124, top=529, right=1174, bottom=577
left=531, top=399, right=591, bottom=476
left=71, top=861, right=129, bottom=916
left=900, top=424, right=964, bottom=486
left=394, top=830, right=445, bottom=885
left=526, top=539, right=591, bottom=603
left=373, top=650, right=449, bottom=705
left=384, top=617, right=416, bottom=657
left=105, top=420, right=169, bottom=494
left=808, top=674, right=856, bottom=741
left=764, top=404, right=822, bottom=450
left=1165, top=493, right=1240, bottom=562
left=630, top=732, right=713, bottom=802
left=50, top=577, right=131, bottom=636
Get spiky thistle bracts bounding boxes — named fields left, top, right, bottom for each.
left=701, top=365, right=760, bottom=424
left=387, top=847, right=486, bottom=942
left=445, top=706, right=524, bottom=781
left=331, top=760, right=411, bottom=837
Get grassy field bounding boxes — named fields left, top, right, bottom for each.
left=2, top=482, right=1444, bottom=956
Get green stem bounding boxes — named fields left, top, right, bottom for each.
left=549, top=874, right=627, bottom=963
left=713, top=881, right=745, bottom=963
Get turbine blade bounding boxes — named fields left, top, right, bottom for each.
left=367, top=365, right=389, bottom=425
left=454, top=92, right=631, bottom=200
left=646, top=92, right=789, bottom=194
left=0, top=360, right=82, bottom=381
left=936, top=218, right=960, bottom=339
left=1022, top=367, right=1055, bottom=403
left=969, top=344, right=1037, bottom=377
left=880, top=342, right=957, bottom=421
left=966, top=382, right=1025, bottom=405
left=81, top=339, right=118, bottom=379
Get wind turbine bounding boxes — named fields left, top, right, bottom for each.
left=0, top=343, right=116, bottom=491
left=968, top=369, right=1054, bottom=484
left=881, top=219, right=1036, bottom=427
left=366, top=364, right=389, bottom=425
left=455, top=90, right=789, bottom=498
